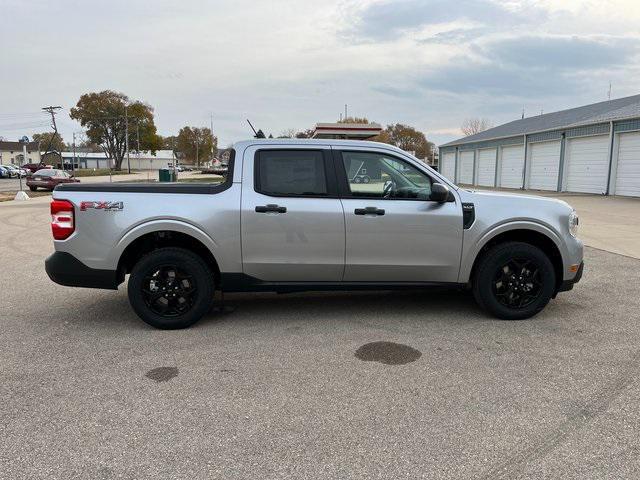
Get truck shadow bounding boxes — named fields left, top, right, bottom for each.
left=201, top=288, right=483, bottom=328
left=76, top=287, right=483, bottom=332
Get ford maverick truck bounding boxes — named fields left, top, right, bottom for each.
left=45, top=139, right=583, bottom=329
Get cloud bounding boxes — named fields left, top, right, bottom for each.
left=342, top=0, right=546, bottom=41
left=419, top=35, right=640, bottom=98
left=484, top=35, right=640, bottom=70
left=1, top=0, right=640, bottom=147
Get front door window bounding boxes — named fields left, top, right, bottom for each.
left=341, top=151, right=432, bottom=200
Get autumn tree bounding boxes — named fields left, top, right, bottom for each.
left=32, top=132, right=65, bottom=152
left=162, top=135, right=179, bottom=152
left=69, top=90, right=163, bottom=170
left=176, top=127, right=217, bottom=166
left=461, top=117, right=492, bottom=136
left=372, top=123, right=433, bottom=160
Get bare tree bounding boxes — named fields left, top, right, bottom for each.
left=461, top=118, right=492, bottom=136
left=278, top=128, right=297, bottom=139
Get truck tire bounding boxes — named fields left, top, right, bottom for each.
left=128, top=247, right=215, bottom=329
left=472, top=241, right=555, bottom=320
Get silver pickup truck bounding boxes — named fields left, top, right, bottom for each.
left=46, top=139, right=583, bottom=329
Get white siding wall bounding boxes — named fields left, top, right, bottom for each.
left=499, top=145, right=524, bottom=189
left=476, top=148, right=496, bottom=186
left=528, top=140, right=561, bottom=191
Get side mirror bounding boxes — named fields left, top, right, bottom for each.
left=429, top=182, right=450, bottom=203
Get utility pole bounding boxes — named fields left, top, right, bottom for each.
left=72, top=132, right=76, bottom=175
left=136, top=123, right=141, bottom=171
left=195, top=134, right=199, bottom=168
left=41, top=105, right=62, bottom=158
left=344, top=104, right=348, bottom=121
left=210, top=113, right=214, bottom=164
left=125, top=105, right=131, bottom=173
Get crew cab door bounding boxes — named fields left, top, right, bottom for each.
left=241, top=145, right=345, bottom=282
left=334, top=148, right=463, bottom=283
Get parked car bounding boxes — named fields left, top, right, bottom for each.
left=27, top=169, right=80, bottom=191
left=22, top=163, right=51, bottom=174
left=45, top=139, right=583, bottom=330
left=3, top=165, right=28, bottom=178
left=0, top=166, right=10, bottom=179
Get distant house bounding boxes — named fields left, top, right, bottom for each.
left=0, top=141, right=41, bottom=165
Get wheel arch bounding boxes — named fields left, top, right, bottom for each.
left=115, top=223, right=221, bottom=286
left=463, top=223, right=565, bottom=293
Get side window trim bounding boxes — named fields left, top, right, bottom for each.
left=332, top=148, right=435, bottom=201
left=253, top=148, right=339, bottom=198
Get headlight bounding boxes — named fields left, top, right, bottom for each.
left=568, top=210, right=579, bottom=237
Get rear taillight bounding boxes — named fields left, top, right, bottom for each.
left=51, top=199, right=75, bottom=240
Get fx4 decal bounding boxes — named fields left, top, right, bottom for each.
left=80, top=201, right=124, bottom=211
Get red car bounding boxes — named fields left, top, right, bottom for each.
left=27, top=169, right=80, bottom=191
left=22, top=163, right=51, bottom=174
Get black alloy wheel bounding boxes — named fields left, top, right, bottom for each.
left=492, top=258, right=543, bottom=309
left=128, top=247, right=215, bottom=329
left=142, top=264, right=197, bottom=317
left=473, top=241, right=556, bottom=320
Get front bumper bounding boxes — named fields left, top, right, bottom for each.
left=45, top=251, right=122, bottom=290
left=557, top=261, right=584, bottom=293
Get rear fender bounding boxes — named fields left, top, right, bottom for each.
left=109, top=219, right=220, bottom=271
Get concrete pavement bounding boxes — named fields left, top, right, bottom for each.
left=1, top=197, right=640, bottom=479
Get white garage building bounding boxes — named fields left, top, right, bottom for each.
left=61, top=150, right=176, bottom=170
left=439, top=94, right=640, bottom=197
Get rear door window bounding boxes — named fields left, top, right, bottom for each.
left=255, top=150, right=328, bottom=196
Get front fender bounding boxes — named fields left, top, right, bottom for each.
left=457, top=220, right=564, bottom=283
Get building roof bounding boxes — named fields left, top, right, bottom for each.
left=312, top=122, right=383, bottom=140
left=442, top=93, right=640, bottom=147
left=0, top=140, right=39, bottom=151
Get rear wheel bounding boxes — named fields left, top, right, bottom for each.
left=29, top=186, right=37, bottom=191
left=473, top=242, right=555, bottom=320
left=128, top=247, right=215, bottom=329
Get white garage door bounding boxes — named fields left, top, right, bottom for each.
left=528, top=140, right=561, bottom=191
left=440, top=151, right=456, bottom=180
left=499, top=145, right=524, bottom=189
left=458, top=151, right=474, bottom=184
left=564, top=135, right=610, bottom=194
left=476, top=149, right=496, bottom=186
left=615, top=131, right=640, bottom=197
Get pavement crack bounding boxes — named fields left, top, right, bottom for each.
left=475, top=352, right=640, bottom=480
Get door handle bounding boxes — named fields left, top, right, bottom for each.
left=255, top=204, right=287, bottom=213
left=354, top=206, right=385, bottom=216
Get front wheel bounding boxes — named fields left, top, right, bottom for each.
left=128, top=247, right=215, bottom=329
left=472, top=242, right=556, bottom=320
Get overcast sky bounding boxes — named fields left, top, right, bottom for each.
left=1, top=0, right=639, bottom=147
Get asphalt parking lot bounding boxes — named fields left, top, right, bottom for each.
left=2, top=196, right=640, bottom=479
